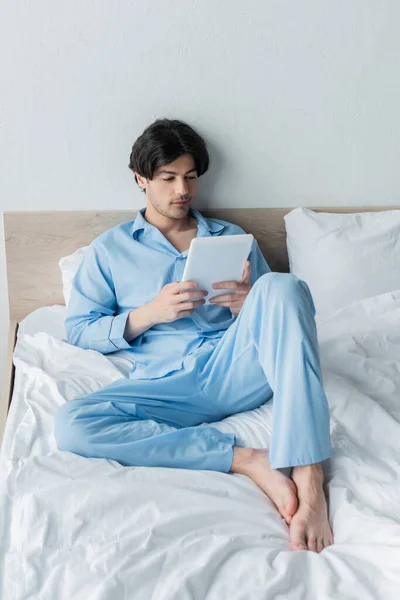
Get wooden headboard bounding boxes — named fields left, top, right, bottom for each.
left=4, top=206, right=397, bottom=321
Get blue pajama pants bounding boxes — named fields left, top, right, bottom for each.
left=54, top=273, right=332, bottom=471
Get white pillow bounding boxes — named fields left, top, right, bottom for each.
left=284, top=207, right=400, bottom=316
left=58, top=246, right=89, bottom=306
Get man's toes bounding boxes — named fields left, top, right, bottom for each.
left=326, top=534, right=334, bottom=547
left=317, top=537, right=325, bottom=553
left=291, top=543, right=307, bottom=551
left=290, top=523, right=307, bottom=551
left=307, top=536, right=317, bottom=552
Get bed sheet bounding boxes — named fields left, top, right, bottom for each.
left=1, top=296, right=400, bottom=599
left=1, top=306, right=274, bottom=460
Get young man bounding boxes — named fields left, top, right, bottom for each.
left=55, top=119, right=334, bottom=553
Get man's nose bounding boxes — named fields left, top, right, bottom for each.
left=175, top=178, right=189, bottom=196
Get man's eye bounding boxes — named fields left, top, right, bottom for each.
left=162, top=176, right=196, bottom=181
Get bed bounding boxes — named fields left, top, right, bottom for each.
left=1, top=208, right=400, bottom=599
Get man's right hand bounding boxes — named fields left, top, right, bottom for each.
left=148, top=281, right=208, bottom=324
left=123, top=282, right=208, bottom=343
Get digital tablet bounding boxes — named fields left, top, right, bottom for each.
left=181, top=234, right=254, bottom=304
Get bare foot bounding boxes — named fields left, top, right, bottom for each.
left=230, top=447, right=298, bottom=524
left=290, top=463, right=334, bottom=552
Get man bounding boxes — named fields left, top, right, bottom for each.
left=55, top=119, right=334, bottom=553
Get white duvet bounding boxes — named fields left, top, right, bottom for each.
left=1, top=294, right=400, bottom=599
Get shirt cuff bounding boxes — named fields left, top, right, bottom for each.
left=109, top=311, right=143, bottom=350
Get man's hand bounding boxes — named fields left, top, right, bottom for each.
left=124, top=281, right=208, bottom=343
left=148, top=281, right=208, bottom=324
left=209, top=261, right=251, bottom=316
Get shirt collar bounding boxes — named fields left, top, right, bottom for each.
left=190, top=208, right=226, bottom=236
left=131, top=208, right=148, bottom=239
left=131, top=207, right=226, bottom=239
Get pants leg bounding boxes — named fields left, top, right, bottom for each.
left=200, top=272, right=332, bottom=469
left=54, top=368, right=236, bottom=472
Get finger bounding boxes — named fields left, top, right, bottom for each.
left=209, top=292, right=248, bottom=303
left=210, top=300, right=244, bottom=309
left=242, top=261, right=251, bottom=284
left=212, top=281, right=241, bottom=290
left=240, top=260, right=249, bottom=282
left=177, top=299, right=205, bottom=311
left=175, top=290, right=208, bottom=303
left=170, top=281, right=200, bottom=292
left=176, top=309, right=194, bottom=319
left=212, top=281, right=251, bottom=291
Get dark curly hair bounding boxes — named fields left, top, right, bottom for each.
left=129, top=119, right=210, bottom=189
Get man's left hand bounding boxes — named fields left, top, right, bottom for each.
left=209, top=261, right=251, bottom=316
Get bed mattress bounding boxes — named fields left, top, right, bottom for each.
left=1, top=295, right=400, bottom=599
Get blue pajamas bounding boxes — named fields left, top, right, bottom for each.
left=55, top=273, right=332, bottom=471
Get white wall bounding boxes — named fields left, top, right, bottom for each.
left=2, top=0, right=400, bottom=374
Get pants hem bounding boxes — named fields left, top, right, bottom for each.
left=269, top=449, right=332, bottom=470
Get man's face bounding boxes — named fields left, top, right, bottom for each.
left=137, top=154, right=199, bottom=220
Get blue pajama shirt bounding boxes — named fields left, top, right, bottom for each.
left=54, top=208, right=332, bottom=471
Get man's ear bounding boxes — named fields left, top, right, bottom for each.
left=136, top=172, right=147, bottom=191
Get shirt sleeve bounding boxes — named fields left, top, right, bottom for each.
left=248, top=238, right=271, bottom=285
left=65, top=243, right=143, bottom=354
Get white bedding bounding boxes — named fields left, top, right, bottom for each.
left=1, top=296, right=400, bottom=599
